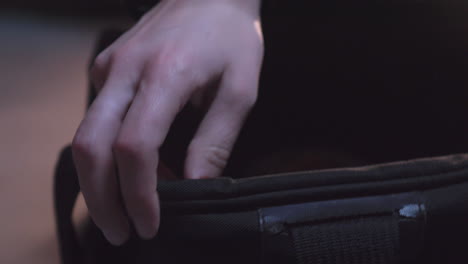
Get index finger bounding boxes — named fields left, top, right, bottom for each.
left=113, top=72, right=191, bottom=239
left=72, top=72, right=137, bottom=245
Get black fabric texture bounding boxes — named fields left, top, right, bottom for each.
left=55, top=147, right=468, bottom=264
left=159, top=154, right=468, bottom=201
left=79, top=211, right=261, bottom=264
left=157, top=154, right=468, bottom=213
left=290, top=216, right=399, bottom=264
left=54, top=147, right=83, bottom=264
left=420, top=182, right=468, bottom=264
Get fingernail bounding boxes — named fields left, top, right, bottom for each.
left=102, top=228, right=129, bottom=246
left=134, top=216, right=158, bottom=240
left=132, top=201, right=159, bottom=240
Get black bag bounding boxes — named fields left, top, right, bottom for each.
left=55, top=148, right=468, bottom=264
left=54, top=0, right=468, bottom=263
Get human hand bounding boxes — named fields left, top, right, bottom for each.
left=72, top=0, right=263, bottom=245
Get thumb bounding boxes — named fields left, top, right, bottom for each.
left=184, top=65, right=259, bottom=179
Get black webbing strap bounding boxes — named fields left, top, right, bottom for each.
left=290, top=216, right=399, bottom=264
left=54, top=147, right=83, bottom=264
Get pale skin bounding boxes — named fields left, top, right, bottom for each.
left=72, top=0, right=263, bottom=245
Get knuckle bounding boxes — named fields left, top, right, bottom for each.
left=110, top=44, right=137, bottom=65
left=92, top=53, right=108, bottom=73
left=188, top=143, right=230, bottom=171
left=224, top=86, right=258, bottom=109
left=112, top=137, right=145, bottom=160
left=205, top=145, right=230, bottom=170
left=150, top=50, right=197, bottom=84
left=72, top=134, right=96, bottom=162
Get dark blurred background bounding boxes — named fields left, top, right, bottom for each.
left=0, top=2, right=128, bottom=264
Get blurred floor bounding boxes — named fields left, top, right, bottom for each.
left=0, top=11, right=128, bottom=264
